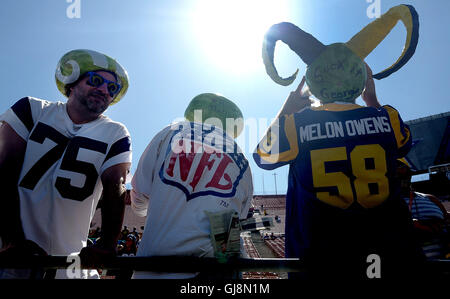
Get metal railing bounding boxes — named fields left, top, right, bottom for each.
left=0, top=256, right=301, bottom=272
left=0, top=255, right=449, bottom=279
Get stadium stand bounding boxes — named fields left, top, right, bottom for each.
left=264, top=237, right=286, bottom=258
left=405, top=112, right=449, bottom=197
left=241, top=235, right=279, bottom=279
left=242, top=235, right=261, bottom=259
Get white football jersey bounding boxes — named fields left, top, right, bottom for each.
left=0, top=97, right=132, bottom=260
left=131, top=121, right=253, bottom=279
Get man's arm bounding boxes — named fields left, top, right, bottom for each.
left=361, top=63, right=381, bottom=108
left=79, top=162, right=130, bottom=266
left=254, top=78, right=309, bottom=170
left=98, top=162, right=130, bottom=251
left=0, top=122, right=26, bottom=248
left=425, top=194, right=450, bottom=221
left=276, top=76, right=312, bottom=118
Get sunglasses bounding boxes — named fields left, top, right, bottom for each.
left=85, top=71, right=121, bottom=98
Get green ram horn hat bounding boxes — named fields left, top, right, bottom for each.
left=262, top=4, right=419, bottom=103
left=184, top=93, right=244, bottom=139
left=55, top=49, right=129, bottom=105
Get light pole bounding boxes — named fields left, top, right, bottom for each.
left=273, top=173, right=278, bottom=195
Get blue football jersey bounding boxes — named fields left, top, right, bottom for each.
left=254, top=103, right=412, bottom=259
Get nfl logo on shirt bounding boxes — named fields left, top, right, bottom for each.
left=159, top=127, right=248, bottom=201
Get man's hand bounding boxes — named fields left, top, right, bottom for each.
left=79, top=243, right=116, bottom=269
left=361, top=63, right=381, bottom=108
left=277, top=76, right=312, bottom=118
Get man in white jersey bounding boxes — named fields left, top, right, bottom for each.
left=0, top=49, right=132, bottom=278
left=131, top=93, right=253, bottom=279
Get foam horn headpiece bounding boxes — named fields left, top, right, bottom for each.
left=262, top=5, right=419, bottom=103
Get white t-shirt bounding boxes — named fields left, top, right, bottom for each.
left=131, top=121, right=253, bottom=279
left=0, top=97, right=132, bottom=278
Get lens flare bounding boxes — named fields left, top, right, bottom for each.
left=192, top=0, right=290, bottom=74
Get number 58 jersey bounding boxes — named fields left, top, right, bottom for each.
left=253, top=103, right=411, bottom=258
left=0, top=97, right=132, bottom=255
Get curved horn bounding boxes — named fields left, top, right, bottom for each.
left=262, top=22, right=326, bottom=86
left=345, top=5, right=419, bottom=79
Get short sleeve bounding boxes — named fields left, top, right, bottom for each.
left=253, top=114, right=299, bottom=170
left=101, top=125, right=132, bottom=173
left=131, top=127, right=171, bottom=216
left=0, top=97, right=41, bottom=141
left=383, top=105, right=412, bottom=157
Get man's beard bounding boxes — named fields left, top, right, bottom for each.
left=78, top=90, right=109, bottom=114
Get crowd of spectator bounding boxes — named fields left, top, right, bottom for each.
left=88, top=225, right=143, bottom=257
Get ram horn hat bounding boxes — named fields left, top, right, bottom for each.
left=262, top=4, right=419, bottom=103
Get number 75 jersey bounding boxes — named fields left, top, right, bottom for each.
left=254, top=103, right=411, bottom=210
left=0, top=97, right=131, bottom=255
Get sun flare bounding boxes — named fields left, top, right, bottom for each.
left=192, top=0, right=290, bottom=74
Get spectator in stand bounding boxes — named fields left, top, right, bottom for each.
left=131, top=227, right=139, bottom=240
left=120, top=226, right=129, bottom=241
left=0, top=49, right=131, bottom=279
left=138, top=226, right=144, bottom=241
left=87, top=238, right=94, bottom=247
left=130, top=93, right=253, bottom=279
left=123, top=234, right=137, bottom=256
left=89, top=227, right=101, bottom=239
left=117, top=243, right=125, bottom=256
left=397, top=160, right=450, bottom=259
left=254, top=64, right=425, bottom=279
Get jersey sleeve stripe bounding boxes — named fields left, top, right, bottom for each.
left=104, top=136, right=131, bottom=163
left=255, top=114, right=299, bottom=168
left=11, top=97, right=34, bottom=133
left=384, top=105, right=411, bottom=149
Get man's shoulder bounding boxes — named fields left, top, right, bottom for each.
left=380, top=104, right=402, bottom=116
left=97, top=115, right=130, bottom=135
left=18, top=96, right=60, bottom=108
left=2, top=96, right=63, bottom=135
left=9, top=96, right=60, bottom=113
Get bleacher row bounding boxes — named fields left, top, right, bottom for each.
left=241, top=236, right=280, bottom=279
left=242, top=236, right=261, bottom=258
left=264, top=237, right=286, bottom=258
left=252, top=196, right=286, bottom=210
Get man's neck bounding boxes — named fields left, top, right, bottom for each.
left=66, top=102, right=101, bottom=124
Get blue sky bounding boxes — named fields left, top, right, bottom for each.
left=1, top=0, right=449, bottom=194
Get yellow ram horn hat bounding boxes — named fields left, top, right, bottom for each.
left=345, top=4, right=419, bottom=79
left=262, top=5, right=419, bottom=103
